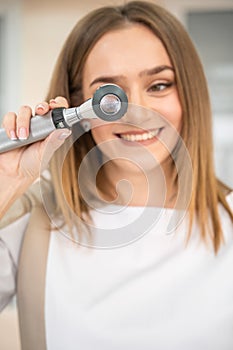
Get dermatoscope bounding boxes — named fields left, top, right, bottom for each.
left=0, top=84, right=128, bottom=153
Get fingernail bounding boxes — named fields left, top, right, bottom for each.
left=18, top=127, right=28, bottom=140
left=10, top=130, right=17, bottom=140
left=58, top=130, right=71, bottom=140
left=49, top=99, right=57, bottom=104
left=36, top=103, right=45, bottom=111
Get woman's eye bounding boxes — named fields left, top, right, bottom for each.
left=149, top=82, right=173, bottom=92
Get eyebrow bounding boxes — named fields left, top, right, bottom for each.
left=89, top=65, right=174, bottom=87
left=139, top=65, right=174, bottom=77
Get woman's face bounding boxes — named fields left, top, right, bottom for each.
left=82, top=24, right=182, bottom=170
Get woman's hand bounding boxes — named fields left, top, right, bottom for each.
left=0, top=97, right=71, bottom=218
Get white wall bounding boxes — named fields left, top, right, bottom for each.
left=0, top=0, right=21, bottom=115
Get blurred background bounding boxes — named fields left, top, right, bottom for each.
left=0, top=0, right=233, bottom=348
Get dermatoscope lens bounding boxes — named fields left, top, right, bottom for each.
left=100, top=94, right=121, bottom=115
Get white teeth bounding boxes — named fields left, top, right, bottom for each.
left=119, top=129, right=161, bottom=142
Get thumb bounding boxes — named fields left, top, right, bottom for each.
left=40, top=128, right=72, bottom=168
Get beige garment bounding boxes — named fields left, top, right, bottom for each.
left=17, top=205, right=50, bottom=350
left=1, top=177, right=54, bottom=349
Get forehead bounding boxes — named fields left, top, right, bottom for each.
left=83, top=23, right=171, bottom=78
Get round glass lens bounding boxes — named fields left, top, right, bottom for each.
left=100, top=94, right=121, bottom=115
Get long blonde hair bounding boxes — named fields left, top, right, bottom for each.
left=46, top=1, right=233, bottom=253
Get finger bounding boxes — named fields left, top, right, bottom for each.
left=16, top=105, right=33, bottom=140
left=49, top=96, right=69, bottom=109
left=1, top=112, right=17, bottom=140
left=35, top=102, right=50, bottom=115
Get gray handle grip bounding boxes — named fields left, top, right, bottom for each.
left=0, top=112, right=56, bottom=153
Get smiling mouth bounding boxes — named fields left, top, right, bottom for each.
left=115, top=128, right=163, bottom=142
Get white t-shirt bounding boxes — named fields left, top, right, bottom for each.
left=1, top=193, right=233, bottom=350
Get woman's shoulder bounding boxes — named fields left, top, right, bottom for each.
left=0, top=197, right=32, bottom=231
left=0, top=176, right=54, bottom=229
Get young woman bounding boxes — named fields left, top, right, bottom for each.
left=0, top=1, right=233, bottom=349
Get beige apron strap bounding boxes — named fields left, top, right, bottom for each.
left=17, top=205, right=51, bottom=350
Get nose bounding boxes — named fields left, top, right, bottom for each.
left=127, top=86, right=145, bottom=107
left=121, top=87, right=152, bottom=125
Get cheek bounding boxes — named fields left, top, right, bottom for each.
left=90, top=123, right=114, bottom=144
left=90, top=124, right=121, bottom=161
left=158, top=96, right=182, bottom=132
left=171, top=106, right=182, bottom=133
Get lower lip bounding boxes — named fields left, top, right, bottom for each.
left=116, top=129, right=163, bottom=146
